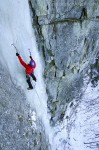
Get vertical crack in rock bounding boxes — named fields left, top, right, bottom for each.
left=28, top=0, right=46, bottom=63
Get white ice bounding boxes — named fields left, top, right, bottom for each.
left=0, top=0, right=53, bottom=147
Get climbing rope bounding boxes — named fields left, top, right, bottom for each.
left=34, top=87, right=47, bottom=113
left=28, top=48, right=47, bottom=113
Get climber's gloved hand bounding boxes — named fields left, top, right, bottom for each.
left=30, top=55, right=32, bottom=59
left=16, top=53, right=19, bottom=56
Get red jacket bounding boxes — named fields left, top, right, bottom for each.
left=18, top=55, right=36, bottom=75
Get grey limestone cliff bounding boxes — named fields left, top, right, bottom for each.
left=29, top=0, right=99, bottom=125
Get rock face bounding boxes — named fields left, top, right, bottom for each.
left=29, top=0, right=99, bottom=124
left=0, top=65, right=49, bottom=150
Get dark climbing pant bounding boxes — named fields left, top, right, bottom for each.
left=30, top=73, right=37, bottom=82
left=26, top=73, right=36, bottom=89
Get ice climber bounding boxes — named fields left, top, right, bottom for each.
left=16, top=52, right=37, bottom=90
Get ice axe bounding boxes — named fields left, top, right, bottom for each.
left=28, top=48, right=31, bottom=56
left=11, top=43, right=19, bottom=53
